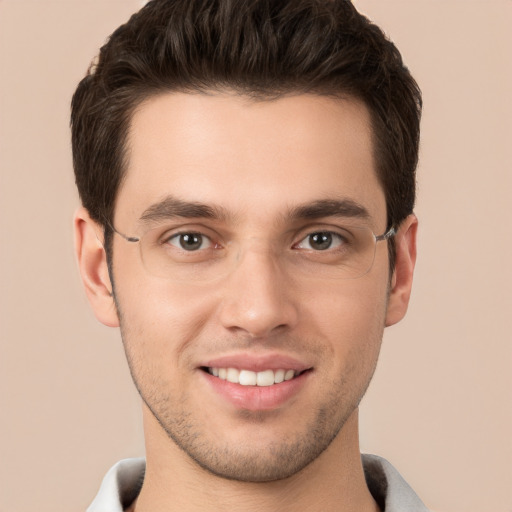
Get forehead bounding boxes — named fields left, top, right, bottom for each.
left=116, top=92, right=385, bottom=228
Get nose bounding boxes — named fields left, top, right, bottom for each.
left=218, top=245, right=299, bottom=338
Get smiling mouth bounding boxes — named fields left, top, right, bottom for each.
left=201, top=367, right=309, bottom=387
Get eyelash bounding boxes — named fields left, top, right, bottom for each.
left=293, top=231, right=347, bottom=251
left=165, top=232, right=215, bottom=251
left=161, top=229, right=349, bottom=253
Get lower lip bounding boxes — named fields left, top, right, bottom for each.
left=201, top=370, right=310, bottom=411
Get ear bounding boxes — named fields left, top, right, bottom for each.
left=385, top=214, right=418, bottom=327
left=74, top=207, right=119, bottom=327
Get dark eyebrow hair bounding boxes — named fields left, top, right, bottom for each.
left=288, top=199, right=370, bottom=221
left=139, top=195, right=229, bottom=225
left=138, top=195, right=370, bottom=227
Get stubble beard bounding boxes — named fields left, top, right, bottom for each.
left=147, top=384, right=356, bottom=482
left=113, top=286, right=384, bottom=483
left=123, top=343, right=380, bottom=483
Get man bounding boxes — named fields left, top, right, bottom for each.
left=71, top=0, right=425, bottom=510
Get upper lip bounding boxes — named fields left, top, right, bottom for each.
left=200, top=352, right=312, bottom=373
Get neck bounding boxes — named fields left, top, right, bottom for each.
left=132, top=407, right=379, bottom=512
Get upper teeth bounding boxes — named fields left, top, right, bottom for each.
left=208, top=368, right=297, bottom=386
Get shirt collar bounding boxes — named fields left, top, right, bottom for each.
left=87, top=454, right=429, bottom=512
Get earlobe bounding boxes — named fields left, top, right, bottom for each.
left=385, top=214, right=418, bottom=327
left=74, top=207, right=119, bottom=327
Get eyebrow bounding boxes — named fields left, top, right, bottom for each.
left=139, top=196, right=230, bottom=225
left=138, top=195, right=370, bottom=226
left=287, top=199, right=370, bottom=221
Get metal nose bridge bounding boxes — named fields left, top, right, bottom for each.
left=230, top=235, right=281, bottom=267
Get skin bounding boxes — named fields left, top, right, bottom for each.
left=75, top=92, right=417, bottom=512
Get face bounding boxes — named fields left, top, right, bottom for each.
left=78, top=92, right=415, bottom=482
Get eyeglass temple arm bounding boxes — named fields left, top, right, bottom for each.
left=375, top=226, right=396, bottom=242
left=108, top=223, right=395, bottom=245
left=107, top=222, right=140, bottom=243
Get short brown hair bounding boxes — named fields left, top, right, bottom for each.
left=71, top=0, right=421, bottom=264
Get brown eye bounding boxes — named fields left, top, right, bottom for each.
left=308, top=232, right=333, bottom=250
left=296, top=232, right=344, bottom=251
left=168, top=233, right=211, bottom=251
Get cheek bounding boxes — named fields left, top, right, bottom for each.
left=115, top=282, right=221, bottom=411
left=113, top=241, right=216, bottom=334
left=114, top=273, right=218, bottom=369
left=302, top=276, right=388, bottom=366
left=310, top=273, right=387, bottom=323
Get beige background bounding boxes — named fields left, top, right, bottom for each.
left=0, top=1, right=511, bottom=511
